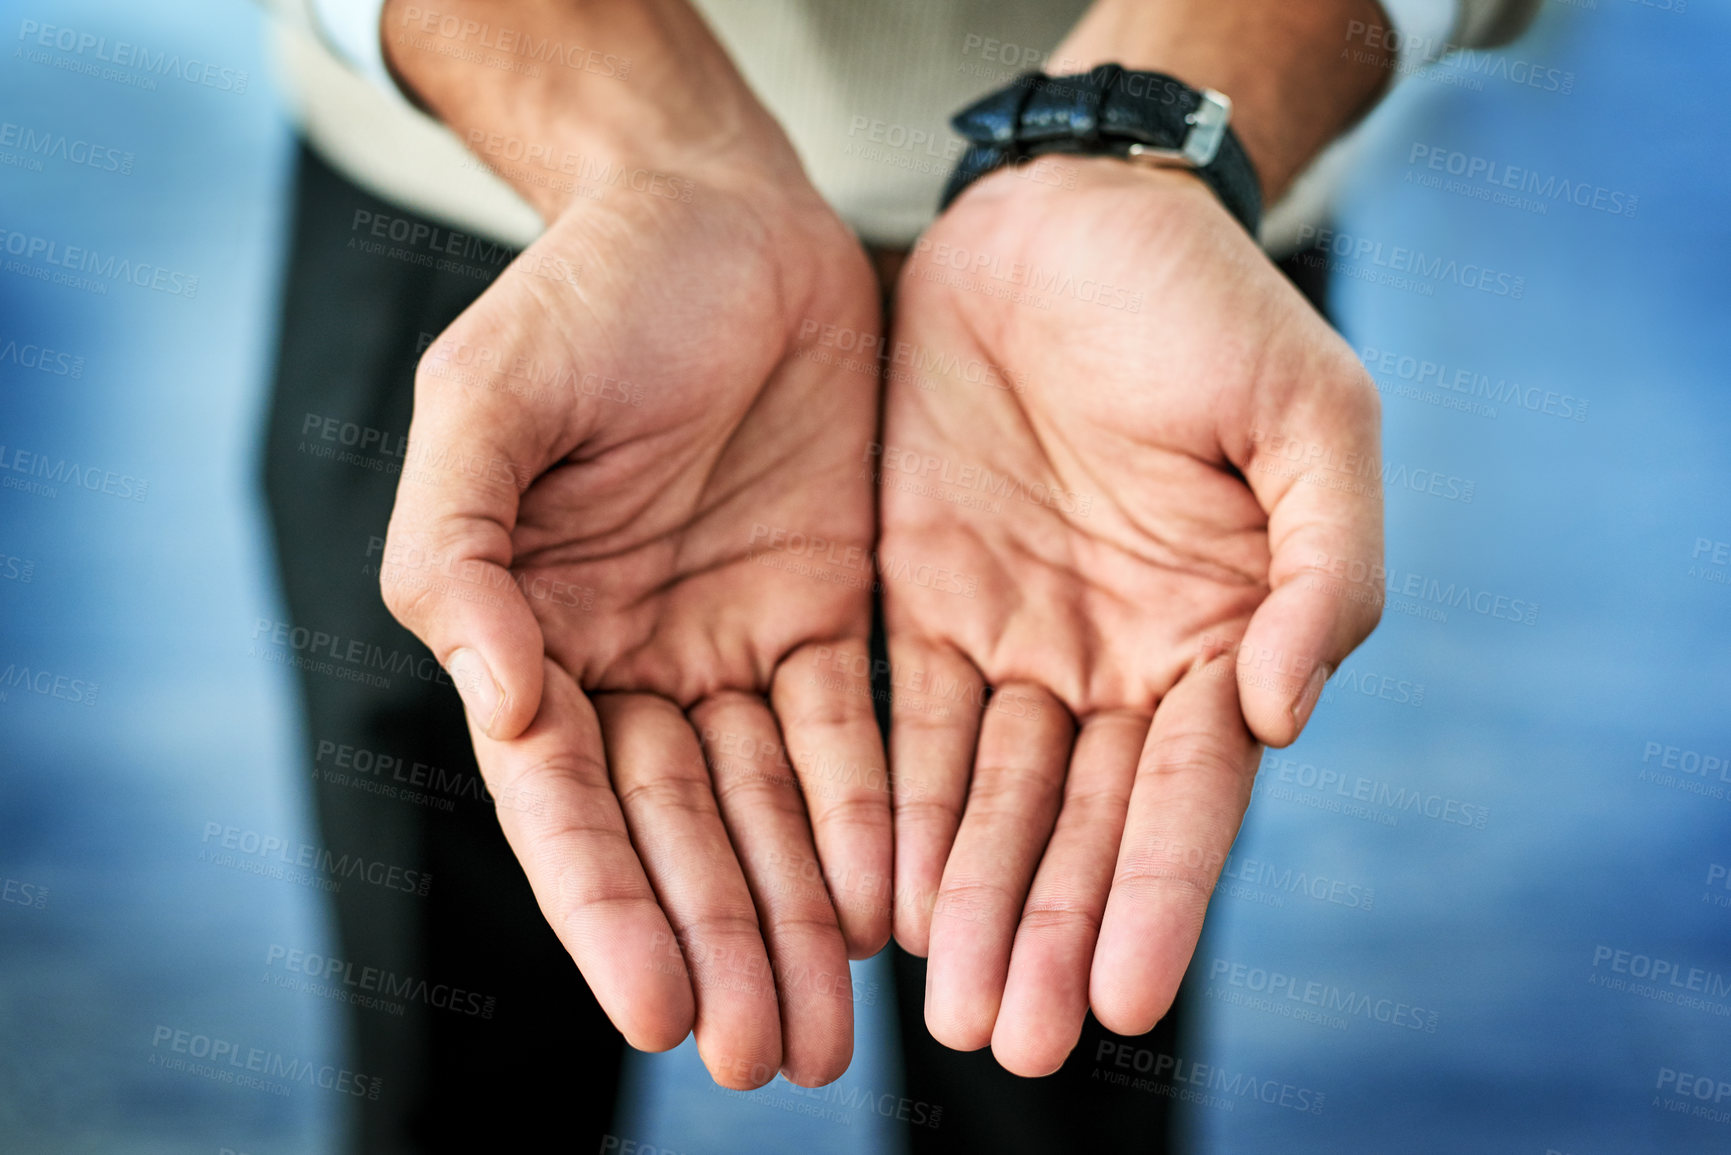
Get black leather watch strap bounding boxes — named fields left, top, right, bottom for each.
left=939, top=65, right=1264, bottom=237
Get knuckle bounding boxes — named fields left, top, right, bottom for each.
left=762, top=912, right=844, bottom=941
left=1335, top=360, right=1383, bottom=428
left=412, top=346, right=452, bottom=395
left=1018, top=898, right=1102, bottom=936
left=893, top=794, right=962, bottom=830
left=1058, top=785, right=1131, bottom=820
left=713, top=770, right=800, bottom=809
left=1355, top=588, right=1386, bottom=641
left=810, top=791, right=889, bottom=832
left=934, top=876, right=1017, bottom=923
left=1110, top=861, right=1215, bottom=914
left=779, top=679, right=872, bottom=731
left=967, top=762, right=1061, bottom=809
left=617, top=776, right=717, bottom=816
left=516, top=752, right=609, bottom=789
left=1139, top=734, right=1251, bottom=787
left=684, top=910, right=764, bottom=937
left=379, top=566, right=436, bottom=632
left=553, top=891, right=657, bottom=946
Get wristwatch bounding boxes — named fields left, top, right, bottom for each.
left=939, top=64, right=1264, bottom=238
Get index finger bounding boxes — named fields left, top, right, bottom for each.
left=1089, top=652, right=1261, bottom=1036
left=468, top=657, right=694, bottom=1053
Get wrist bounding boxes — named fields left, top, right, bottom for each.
left=961, top=154, right=1227, bottom=231
left=380, top=0, right=801, bottom=221
left=1051, top=0, right=1395, bottom=202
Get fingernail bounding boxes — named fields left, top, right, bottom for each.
left=1291, top=662, right=1331, bottom=730
left=448, top=648, right=503, bottom=737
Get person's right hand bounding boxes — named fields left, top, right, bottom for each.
left=378, top=112, right=890, bottom=1087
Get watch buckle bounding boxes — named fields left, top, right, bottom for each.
left=1125, top=89, right=1232, bottom=169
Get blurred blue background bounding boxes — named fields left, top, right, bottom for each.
left=0, top=1, right=1725, bottom=1152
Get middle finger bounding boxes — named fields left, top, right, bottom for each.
left=599, top=692, right=782, bottom=1089
left=692, top=690, right=855, bottom=1087
left=924, top=683, right=1073, bottom=1051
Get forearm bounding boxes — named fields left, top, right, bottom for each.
left=380, top=0, right=799, bottom=220
left=1052, top=0, right=1397, bottom=202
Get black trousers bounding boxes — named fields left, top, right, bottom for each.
left=262, top=143, right=1185, bottom=1155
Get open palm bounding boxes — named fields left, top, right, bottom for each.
left=880, top=160, right=1383, bottom=1074
left=382, top=174, right=889, bottom=1088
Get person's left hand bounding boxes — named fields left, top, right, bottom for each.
left=878, top=157, right=1384, bottom=1075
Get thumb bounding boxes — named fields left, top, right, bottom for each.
left=1233, top=363, right=1385, bottom=747
left=379, top=375, right=547, bottom=741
